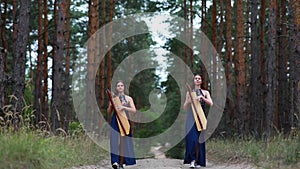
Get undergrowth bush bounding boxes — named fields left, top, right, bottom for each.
left=0, top=107, right=106, bottom=169
left=206, top=134, right=300, bottom=169
left=0, top=128, right=107, bottom=169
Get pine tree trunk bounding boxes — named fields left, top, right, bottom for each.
left=0, top=0, right=8, bottom=109
left=265, top=0, right=277, bottom=139
left=212, top=0, right=217, bottom=48
left=294, top=0, right=300, bottom=132
left=1, top=0, right=8, bottom=73
left=217, top=0, right=224, bottom=54
left=100, top=0, right=106, bottom=113
left=0, top=48, right=4, bottom=111
left=51, top=0, right=66, bottom=131
left=234, top=0, right=246, bottom=136
left=42, top=0, right=49, bottom=125
left=225, top=0, right=233, bottom=136
left=12, top=0, right=17, bottom=50
left=34, top=0, right=43, bottom=125
left=183, top=0, right=188, bottom=82
left=249, top=0, right=260, bottom=137
left=288, top=0, right=300, bottom=133
left=212, top=0, right=217, bottom=87
left=50, top=0, right=58, bottom=131
left=87, top=0, right=99, bottom=129
left=107, top=0, right=114, bottom=89
left=189, top=0, right=194, bottom=72
left=278, top=0, right=289, bottom=133
left=64, top=0, right=71, bottom=131
left=201, top=0, right=208, bottom=89
left=274, top=0, right=281, bottom=131
left=12, top=0, right=31, bottom=128
left=260, top=0, right=267, bottom=135
left=244, top=1, right=251, bottom=135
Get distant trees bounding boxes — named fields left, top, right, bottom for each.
left=0, top=0, right=299, bottom=139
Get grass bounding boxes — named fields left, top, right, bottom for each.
left=0, top=128, right=108, bottom=169
left=0, top=103, right=299, bottom=169
left=0, top=127, right=299, bottom=169
left=206, top=135, right=300, bottom=169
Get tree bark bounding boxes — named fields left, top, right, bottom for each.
left=12, top=0, right=31, bottom=129
left=293, top=0, right=300, bottom=133
left=42, top=0, right=49, bottom=124
left=64, top=0, right=71, bottom=131
left=260, top=0, right=267, bottom=135
left=234, top=0, right=246, bottom=136
left=107, top=0, right=114, bottom=89
left=201, top=0, right=208, bottom=89
left=225, top=0, right=234, bottom=136
left=0, top=0, right=8, bottom=109
left=12, top=0, right=18, bottom=52
left=87, top=0, right=99, bottom=129
left=278, top=0, right=289, bottom=133
left=217, top=0, right=224, bottom=54
left=34, top=0, right=43, bottom=125
left=249, top=0, right=261, bottom=137
left=0, top=48, right=4, bottom=111
left=100, top=0, right=106, bottom=112
left=288, top=0, right=300, bottom=133
left=212, top=0, right=217, bottom=88
left=50, top=0, right=58, bottom=131
left=183, top=0, right=188, bottom=82
left=189, top=0, right=194, bottom=73
left=265, top=0, right=277, bottom=139
left=51, top=0, right=66, bottom=131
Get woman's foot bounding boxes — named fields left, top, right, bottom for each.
left=189, top=160, right=195, bottom=168
left=112, top=162, right=119, bottom=169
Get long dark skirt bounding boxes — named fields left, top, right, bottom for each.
left=110, top=113, right=136, bottom=166
left=183, top=107, right=206, bottom=167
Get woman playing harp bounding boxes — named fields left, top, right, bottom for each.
left=183, top=74, right=213, bottom=168
left=107, top=80, right=136, bottom=169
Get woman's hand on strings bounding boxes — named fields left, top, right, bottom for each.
left=118, top=105, right=126, bottom=111
left=197, top=95, right=205, bottom=102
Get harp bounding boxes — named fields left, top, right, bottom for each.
left=186, top=83, right=207, bottom=131
left=106, top=89, right=130, bottom=136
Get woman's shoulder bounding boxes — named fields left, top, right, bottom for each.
left=125, top=95, right=133, bottom=101
left=201, top=89, right=210, bottom=94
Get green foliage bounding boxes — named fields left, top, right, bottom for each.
left=206, top=135, right=300, bottom=168
left=68, top=121, right=85, bottom=137
left=134, top=109, right=165, bottom=138
left=0, top=129, right=106, bottom=169
left=165, top=139, right=185, bottom=159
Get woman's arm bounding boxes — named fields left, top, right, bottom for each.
left=107, top=102, right=112, bottom=123
left=107, top=102, right=112, bottom=114
left=119, top=96, right=136, bottom=113
left=183, top=92, right=191, bottom=110
left=199, top=90, right=213, bottom=106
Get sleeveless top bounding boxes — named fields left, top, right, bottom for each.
left=118, top=94, right=130, bottom=117
left=194, top=88, right=206, bottom=113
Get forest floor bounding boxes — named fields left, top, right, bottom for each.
left=69, top=146, right=257, bottom=169
left=69, top=158, right=256, bottom=169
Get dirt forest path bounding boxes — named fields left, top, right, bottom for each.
left=70, top=158, right=256, bottom=169
left=70, top=146, right=257, bottom=169
left=70, top=157, right=256, bottom=169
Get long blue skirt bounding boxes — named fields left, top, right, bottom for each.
left=183, top=107, right=206, bottom=167
left=110, top=113, right=136, bottom=165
